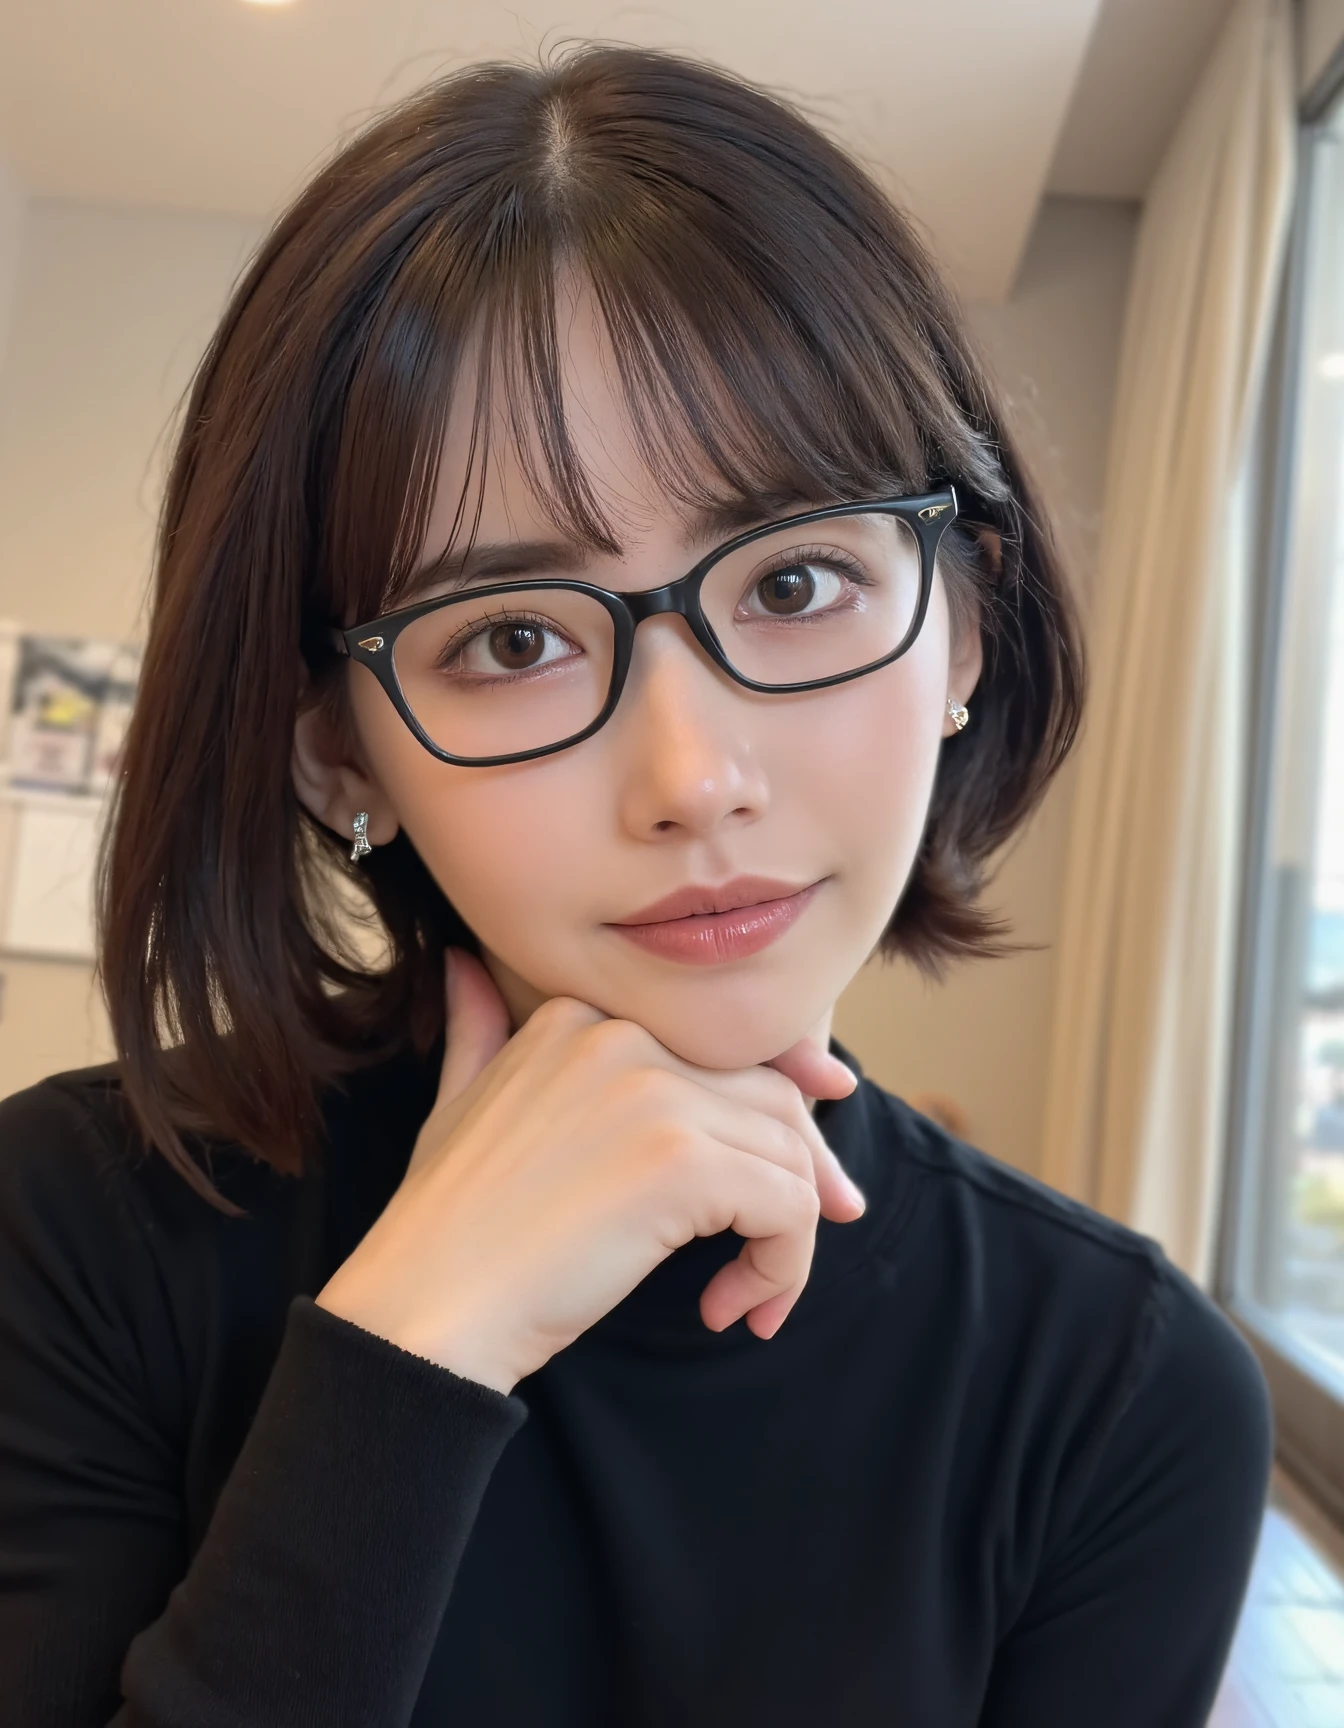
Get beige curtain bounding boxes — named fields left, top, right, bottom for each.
left=1038, top=0, right=1296, bottom=1290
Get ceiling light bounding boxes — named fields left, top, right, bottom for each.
left=1320, top=353, right=1344, bottom=380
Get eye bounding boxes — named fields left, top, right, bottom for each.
left=436, top=611, right=578, bottom=679
left=740, top=549, right=872, bottom=621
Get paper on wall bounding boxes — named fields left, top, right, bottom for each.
left=1, top=797, right=101, bottom=960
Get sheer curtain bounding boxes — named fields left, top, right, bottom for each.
left=1038, top=0, right=1295, bottom=1289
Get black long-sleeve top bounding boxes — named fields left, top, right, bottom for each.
left=0, top=1036, right=1273, bottom=1726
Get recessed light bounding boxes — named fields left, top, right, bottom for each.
left=1320, top=353, right=1344, bottom=379
left=241, top=0, right=298, bottom=7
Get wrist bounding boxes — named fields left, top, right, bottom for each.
left=312, top=1288, right=520, bottom=1397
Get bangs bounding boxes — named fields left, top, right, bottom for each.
left=322, top=87, right=1012, bottom=632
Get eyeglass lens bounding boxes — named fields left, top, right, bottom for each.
left=389, top=509, right=922, bottom=760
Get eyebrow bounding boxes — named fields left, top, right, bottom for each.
left=400, top=489, right=821, bottom=601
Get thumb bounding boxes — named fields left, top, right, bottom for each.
left=437, top=947, right=515, bottom=1111
left=763, top=1033, right=857, bottom=1103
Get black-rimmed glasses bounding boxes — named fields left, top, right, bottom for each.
left=328, top=487, right=958, bottom=767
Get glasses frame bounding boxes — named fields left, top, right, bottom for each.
left=327, top=486, right=959, bottom=767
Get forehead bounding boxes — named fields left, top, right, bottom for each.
left=421, top=268, right=839, bottom=581
left=426, top=281, right=681, bottom=559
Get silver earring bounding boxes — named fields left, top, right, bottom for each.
left=947, top=698, right=970, bottom=732
left=350, top=811, right=373, bottom=861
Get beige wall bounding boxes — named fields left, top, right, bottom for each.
left=834, top=196, right=1138, bottom=1174
left=0, top=191, right=1139, bottom=1182
left=1304, top=0, right=1344, bottom=91
left=0, top=197, right=260, bottom=1098
left=0, top=162, right=25, bottom=382
left=0, top=197, right=261, bottom=642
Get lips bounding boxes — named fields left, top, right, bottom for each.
left=607, top=874, right=818, bottom=926
left=604, top=879, right=823, bottom=965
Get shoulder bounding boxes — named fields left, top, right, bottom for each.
left=862, top=1088, right=1271, bottom=1598
left=0, top=1063, right=148, bottom=1243
left=867, top=1082, right=1271, bottom=1469
left=0, top=1065, right=203, bottom=1442
left=0, top=1061, right=275, bottom=1333
left=872, top=1083, right=1179, bottom=1313
left=0, top=1061, right=248, bottom=1236
left=867, top=1082, right=1167, bottom=1320
left=874, top=1082, right=1165, bottom=1270
left=0, top=1041, right=427, bottom=1218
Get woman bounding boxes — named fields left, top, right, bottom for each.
left=0, top=43, right=1272, bottom=1727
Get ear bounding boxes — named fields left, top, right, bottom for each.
left=943, top=626, right=984, bottom=737
left=291, top=668, right=400, bottom=848
left=941, top=526, right=994, bottom=738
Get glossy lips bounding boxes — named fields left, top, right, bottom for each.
left=604, top=877, right=823, bottom=965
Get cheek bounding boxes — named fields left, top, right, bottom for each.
left=348, top=665, right=596, bottom=936
left=799, top=625, right=948, bottom=896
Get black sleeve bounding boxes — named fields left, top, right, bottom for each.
left=978, top=1260, right=1274, bottom=1728
left=0, top=1082, right=528, bottom=1728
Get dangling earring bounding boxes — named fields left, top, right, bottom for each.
left=350, top=811, right=373, bottom=861
left=947, top=697, right=970, bottom=732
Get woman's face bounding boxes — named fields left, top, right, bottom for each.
left=324, top=280, right=981, bottom=1073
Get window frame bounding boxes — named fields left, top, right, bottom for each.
left=1216, top=36, right=1344, bottom=1528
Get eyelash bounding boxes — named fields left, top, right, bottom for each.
left=748, top=545, right=872, bottom=604
left=432, top=608, right=556, bottom=674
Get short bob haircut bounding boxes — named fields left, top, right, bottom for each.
left=100, top=43, right=1086, bottom=1216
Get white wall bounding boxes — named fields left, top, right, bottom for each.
left=0, top=192, right=1140, bottom=1183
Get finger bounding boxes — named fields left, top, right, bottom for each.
left=689, top=1143, right=820, bottom=1334
left=737, top=1286, right=796, bottom=1339
left=683, top=1059, right=866, bottom=1225
left=699, top=1233, right=811, bottom=1337
left=764, top=1034, right=857, bottom=1102
left=761, top=1041, right=864, bottom=1220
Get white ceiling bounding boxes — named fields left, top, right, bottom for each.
left=0, top=0, right=1230, bottom=304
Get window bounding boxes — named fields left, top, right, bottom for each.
left=1223, top=73, right=1344, bottom=1519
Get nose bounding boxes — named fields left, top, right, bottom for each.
left=610, top=613, right=771, bottom=839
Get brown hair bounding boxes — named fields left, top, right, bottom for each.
left=99, top=43, right=1086, bottom=1215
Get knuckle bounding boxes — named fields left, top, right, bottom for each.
left=530, top=994, right=595, bottom=1034
left=637, top=1120, right=702, bottom=1188
left=581, top=1014, right=650, bottom=1062
left=658, top=1119, right=702, bottom=1169
left=605, top=1062, right=679, bottom=1120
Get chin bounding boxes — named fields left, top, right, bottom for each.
left=598, top=982, right=830, bottom=1072
left=496, top=927, right=853, bottom=1068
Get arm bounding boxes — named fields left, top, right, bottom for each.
left=0, top=1082, right=527, bottom=1728
left=978, top=1261, right=1274, bottom=1728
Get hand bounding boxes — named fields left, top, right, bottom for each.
left=315, top=948, right=864, bottom=1394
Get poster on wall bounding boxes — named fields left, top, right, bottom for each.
left=0, top=627, right=142, bottom=960
left=6, top=635, right=141, bottom=796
